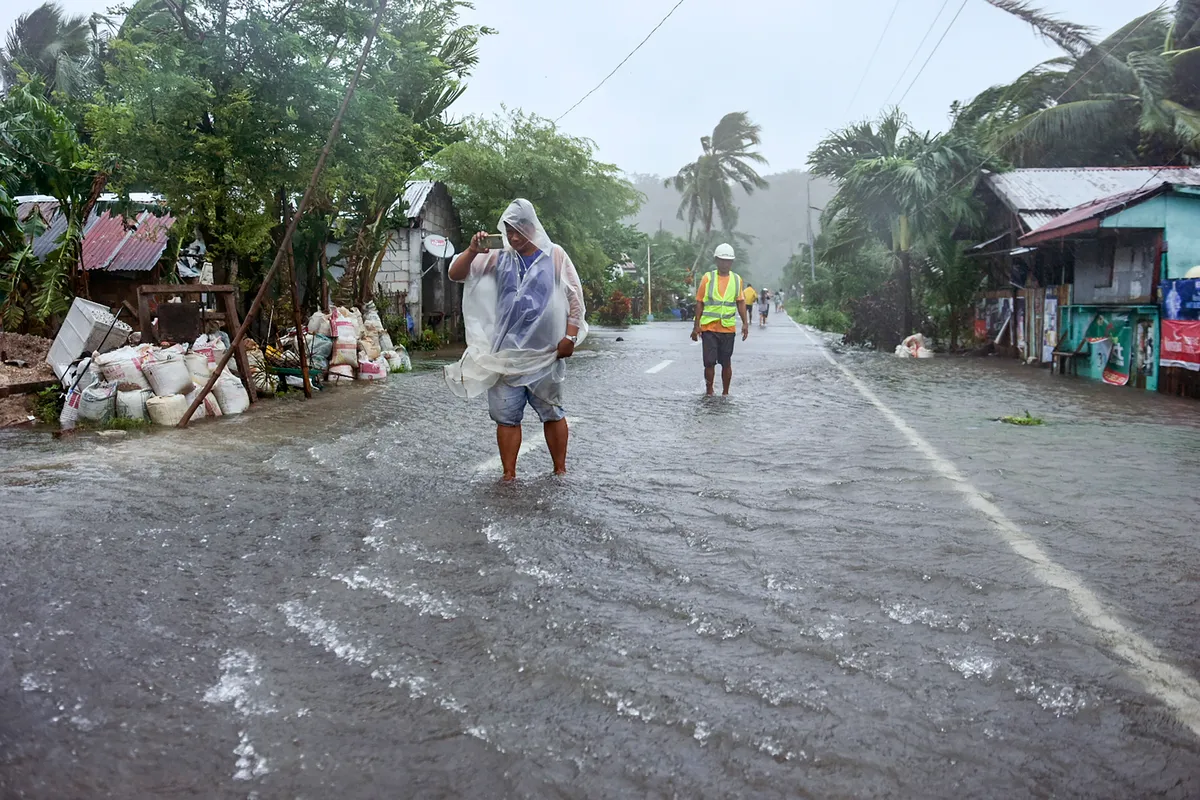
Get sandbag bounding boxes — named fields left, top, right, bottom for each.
left=213, top=379, right=250, bottom=415
left=146, top=394, right=189, bottom=426
left=358, top=356, right=388, bottom=381
left=379, top=331, right=395, bottom=352
left=327, top=364, right=355, bottom=384
left=363, top=301, right=384, bottom=333
left=190, top=379, right=222, bottom=417
left=95, top=345, right=153, bottom=389
left=115, top=388, right=153, bottom=421
left=308, top=311, right=332, bottom=338
left=184, top=352, right=211, bottom=380
left=79, top=381, right=117, bottom=423
left=143, top=351, right=194, bottom=396
left=358, top=335, right=382, bottom=362
left=307, top=333, right=334, bottom=372
left=331, top=337, right=359, bottom=369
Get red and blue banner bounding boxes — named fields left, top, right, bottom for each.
left=1161, top=280, right=1200, bottom=371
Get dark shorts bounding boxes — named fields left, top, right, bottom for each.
left=701, top=330, right=735, bottom=368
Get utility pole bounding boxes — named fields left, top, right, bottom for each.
left=646, top=240, right=653, bottom=322
left=806, top=177, right=816, bottom=281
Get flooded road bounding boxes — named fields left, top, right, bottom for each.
left=3, top=316, right=1199, bottom=798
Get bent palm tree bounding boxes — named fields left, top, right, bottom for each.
left=809, top=109, right=989, bottom=333
left=667, top=112, right=769, bottom=280
left=1, top=2, right=96, bottom=97
left=962, top=3, right=1200, bottom=165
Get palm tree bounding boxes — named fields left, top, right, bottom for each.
left=667, top=112, right=769, bottom=280
left=960, top=4, right=1200, bottom=166
left=808, top=109, right=989, bottom=334
left=1, top=2, right=97, bottom=98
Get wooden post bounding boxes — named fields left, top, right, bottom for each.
left=177, top=0, right=387, bottom=427
left=286, top=228, right=313, bottom=398
left=220, top=289, right=258, bottom=405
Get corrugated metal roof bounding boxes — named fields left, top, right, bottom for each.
left=81, top=210, right=175, bottom=272
left=17, top=204, right=174, bottom=271
left=1019, top=181, right=1184, bottom=245
left=985, top=168, right=1200, bottom=230
left=401, top=180, right=436, bottom=220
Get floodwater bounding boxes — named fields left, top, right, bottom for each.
left=2, top=317, right=1199, bottom=798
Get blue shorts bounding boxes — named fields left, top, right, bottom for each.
left=488, top=381, right=566, bottom=427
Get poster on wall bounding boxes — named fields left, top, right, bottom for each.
left=1015, top=298, right=1026, bottom=355
left=1089, top=337, right=1112, bottom=375
left=1136, top=320, right=1156, bottom=377
left=1042, top=298, right=1058, bottom=362
left=1161, top=320, right=1200, bottom=370
left=1163, top=279, right=1200, bottom=321
left=1100, top=315, right=1133, bottom=385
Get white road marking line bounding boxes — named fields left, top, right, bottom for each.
left=645, top=360, right=674, bottom=374
left=792, top=319, right=1200, bottom=738
left=474, top=434, right=543, bottom=473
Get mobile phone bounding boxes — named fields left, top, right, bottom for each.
left=482, top=233, right=505, bottom=250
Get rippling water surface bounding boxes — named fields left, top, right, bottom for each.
left=2, top=317, right=1199, bottom=798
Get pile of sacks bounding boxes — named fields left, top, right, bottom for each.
left=304, top=301, right=411, bottom=386
left=62, top=340, right=251, bottom=429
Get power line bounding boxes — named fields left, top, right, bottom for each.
left=896, top=0, right=969, bottom=106
left=844, top=0, right=903, bottom=116
left=882, top=0, right=953, bottom=108
left=813, top=8, right=1162, bottom=262
left=554, top=0, right=689, bottom=123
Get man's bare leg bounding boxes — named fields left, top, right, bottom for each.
left=544, top=418, right=569, bottom=474
left=497, top=424, right=522, bottom=481
left=721, top=362, right=732, bottom=395
left=704, top=365, right=716, bottom=396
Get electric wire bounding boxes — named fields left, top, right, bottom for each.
left=895, top=0, right=969, bottom=105
left=554, top=0, right=689, bottom=123
left=882, top=0, right=954, bottom=107
left=845, top=0, right=903, bottom=116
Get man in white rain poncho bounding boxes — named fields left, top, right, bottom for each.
left=446, top=199, right=587, bottom=481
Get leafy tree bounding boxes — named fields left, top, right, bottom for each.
left=808, top=109, right=990, bottom=335
left=0, top=83, right=110, bottom=330
left=429, top=108, right=644, bottom=311
left=1, top=2, right=101, bottom=99
left=89, top=0, right=484, bottom=312
left=666, top=111, right=769, bottom=278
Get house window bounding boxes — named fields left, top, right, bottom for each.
left=1095, top=240, right=1115, bottom=288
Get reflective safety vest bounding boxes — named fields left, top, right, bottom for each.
left=699, top=270, right=743, bottom=329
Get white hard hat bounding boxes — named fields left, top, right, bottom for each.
left=714, top=243, right=735, bottom=260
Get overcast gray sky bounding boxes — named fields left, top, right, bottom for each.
left=3, top=0, right=1162, bottom=177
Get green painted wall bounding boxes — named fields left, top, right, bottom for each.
left=1100, top=192, right=1200, bottom=279
left=1061, top=304, right=1159, bottom=390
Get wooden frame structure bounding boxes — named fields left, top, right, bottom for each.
left=136, top=284, right=257, bottom=405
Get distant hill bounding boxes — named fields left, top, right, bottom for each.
left=626, top=170, right=838, bottom=288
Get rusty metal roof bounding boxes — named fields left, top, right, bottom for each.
left=1018, top=181, right=1193, bottom=245
left=17, top=203, right=175, bottom=272
left=984, top=167, right=1200, bottom=230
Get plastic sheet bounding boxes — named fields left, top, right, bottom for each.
left=444, top=199, right=587, bottom=403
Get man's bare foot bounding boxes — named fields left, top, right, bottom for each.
left=501, top=473, right=517, bottom=482
left=553, top=468, right=567, bottom=476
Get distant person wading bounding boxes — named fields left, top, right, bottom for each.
left=691, top=243, right=750, bottom=396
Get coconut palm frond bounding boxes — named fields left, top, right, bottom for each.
left=982, top=0, right=1096, bottom=56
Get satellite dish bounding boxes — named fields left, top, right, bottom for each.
left=1185, top=265, right=1200, bottom=279
left=423, top=234, right=455, bottom=259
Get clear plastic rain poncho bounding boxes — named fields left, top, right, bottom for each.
left=444, top=199, right=588, bottom=404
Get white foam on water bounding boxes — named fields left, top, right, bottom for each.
left=280, top=601, right=371, bottom=665
left=21, top=672, right=52, bottom=692
left=203, top=649, right=277, bottom=716
left=332, top=572, right=459, bottom=620
left=882, top=601, right=970, bottom=632
left=233, top=731, right=270, bottom=781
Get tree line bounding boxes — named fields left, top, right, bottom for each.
left=784, top=0, right=1200, bottom=350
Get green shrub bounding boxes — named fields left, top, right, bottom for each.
left=788, top=302, right=850, bottom=334
left=32, top=387, right=63, bottom=424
